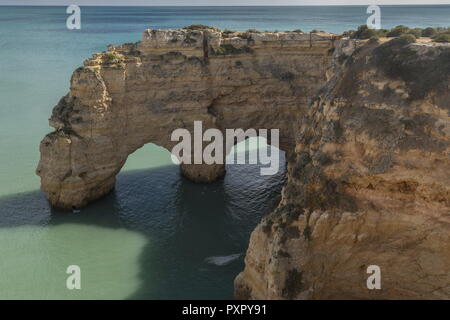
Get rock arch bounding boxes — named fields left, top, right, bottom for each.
left=36, top=28, right=339, bottom=209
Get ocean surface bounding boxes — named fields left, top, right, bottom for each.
left=0, top=5, right=449, bottom=299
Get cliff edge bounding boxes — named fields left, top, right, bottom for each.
left=235, top=36, right=450, bottom=299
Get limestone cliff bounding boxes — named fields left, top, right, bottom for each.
left=36, top=27, right=338, bottom=209
left=37, top=27, right=450, bottom=299
left=235, top=37, right=450, bottom=299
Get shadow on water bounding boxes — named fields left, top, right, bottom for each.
left=0, top=153, right=285, bottom=299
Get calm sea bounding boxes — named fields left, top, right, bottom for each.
left=0, top=5, right=448, bottom=299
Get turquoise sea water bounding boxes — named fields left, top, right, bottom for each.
left=0, top=5, right=449, bottom=299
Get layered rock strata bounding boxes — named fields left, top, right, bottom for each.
left=235, top=38, right=450, bottom=299
left=37, top=28, right=338, bottom=209
left=37, top=27, right=450, bottom=299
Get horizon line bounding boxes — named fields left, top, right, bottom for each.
left=1, top=4, right=450, bottom=7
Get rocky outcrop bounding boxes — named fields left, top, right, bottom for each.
left=235, top=38, right=450, bottom=299
left=36, top=27, right=338, bottom=209
left=37, top=27, right=450, bottom=300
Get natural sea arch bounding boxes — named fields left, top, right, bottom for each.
left=36, top=31, right=336, bottom=209
left=0, top=138, right=287, bottom=299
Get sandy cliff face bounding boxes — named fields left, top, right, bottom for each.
left=36, top=27, right=338, bottom=209
left=235, top=38, right=450, bottom=299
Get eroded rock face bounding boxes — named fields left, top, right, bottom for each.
left=235, top=38, right=450, bottom=299
left=38, top=28, right=450, bottom=299
left=36, top=28, right=338, bottom=209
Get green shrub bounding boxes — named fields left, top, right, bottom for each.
left=397, top=33, right=417, bottom=44
left=222, top=29, right=236, bottom=34
left=352, top=25, right=387, bottom=40
left=387, top=25, right=410, bottom=37
left=377, top=29, right=389, bottom=37
left=368, top=36, right=380, bottom=44
left=433, top=33, right=450, bottom=43
left=408, top=28, right=422, bottom=38
left=183, top=24, right=219, bottom=31
left=342, top=25, right=450, bottom=41
left=354, top=25, right=381, bottom=39
left=246, top=28, right=261, bottom=33
left=292, top=29, right=303, bottom=33
left=104, top=52, right=123, bottom=62
left=105, top=53, right=116, bottom=60
left=352, top=25, right=376, bottom=39
left=422, top=27, right=438, bottom=37
left=221, top=29, right=236, bottom=38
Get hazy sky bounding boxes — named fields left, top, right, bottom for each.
left=1, top=0, right=449, bottom=5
